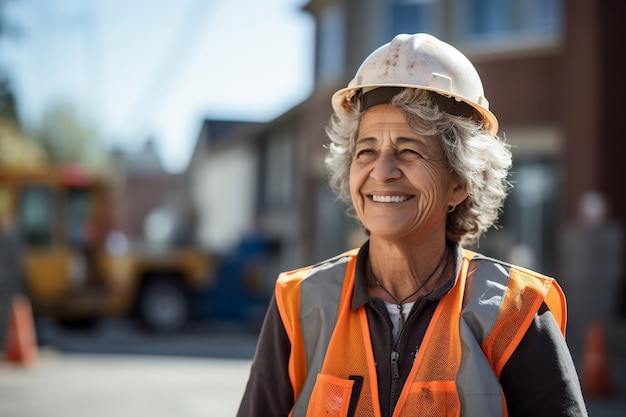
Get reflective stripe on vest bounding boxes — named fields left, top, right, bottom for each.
left=275, top=248, right=566, bottom=417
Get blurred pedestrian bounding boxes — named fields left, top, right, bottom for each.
left=238, top=33, right=587, bottom=417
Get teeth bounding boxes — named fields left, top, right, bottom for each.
left=372, top=195, right=409, bottom=203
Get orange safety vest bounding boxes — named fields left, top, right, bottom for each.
left=275, top=247, right=566, bottom=417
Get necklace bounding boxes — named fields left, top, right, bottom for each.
left=369, top=247, right=449, bottom=331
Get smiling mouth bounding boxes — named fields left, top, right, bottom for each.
left=370, top=194, right=413, bottom=203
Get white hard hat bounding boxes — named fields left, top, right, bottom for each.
left=332, top=33, right=498, bottom=135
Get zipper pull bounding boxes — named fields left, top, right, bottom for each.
left=411, top=347, right=419, bottom=362
left=391, top=350, right=400, bottom=380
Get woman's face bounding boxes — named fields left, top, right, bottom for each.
left=349, top=104, right=467, bottom=242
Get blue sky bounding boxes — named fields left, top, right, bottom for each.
left=1, top=0, right=315, bottom=172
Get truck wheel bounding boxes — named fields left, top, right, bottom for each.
left=138, top=278, right=188, bottom=333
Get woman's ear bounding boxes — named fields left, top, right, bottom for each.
left=449, top=180, right=469, bottom=208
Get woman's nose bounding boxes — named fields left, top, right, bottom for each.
left=370, top=151, right=401, bottom=182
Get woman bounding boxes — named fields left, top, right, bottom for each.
left=237, top=33, right=587, bottom=417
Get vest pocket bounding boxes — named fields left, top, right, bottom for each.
left=403, top=380, right=460, bottom=417
left=307, top=373, right=356, bottom=417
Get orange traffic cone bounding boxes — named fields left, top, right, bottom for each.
left=581, top=319, right=612, bottom=397
left=3, top=294, right=38, bottom=366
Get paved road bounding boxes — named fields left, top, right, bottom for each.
left=1, top=318, right=259, bottom=417
left=0, top=350, right=252, bottom=417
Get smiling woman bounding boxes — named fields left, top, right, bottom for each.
left=349, top=104, right=464, bottom=245
left=237, top=33, right=588, bottom=417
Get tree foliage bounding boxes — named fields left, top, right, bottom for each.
left=0, top=77, right=47, bottom=167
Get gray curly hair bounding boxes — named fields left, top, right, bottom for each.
left=324, top=88, right=512, bottom=246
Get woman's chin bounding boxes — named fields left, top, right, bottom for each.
left=366, top=223, right=415, bottom=241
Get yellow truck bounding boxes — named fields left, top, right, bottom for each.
left=0, top=163, right=214, bottom=332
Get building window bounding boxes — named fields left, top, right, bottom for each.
left=477, top=158, right=560, bottom=275
left=460, top=0, right=562, bottom=42
left=389, top=0, right=563, bottom=52
left=392, top=0, right=437, bottom=36
left=505, top=159, right=559, bottom=274
left=317, top=3, right=346, bottom=85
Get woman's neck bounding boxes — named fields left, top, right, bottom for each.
left=367, top=236, right=449, bottom=301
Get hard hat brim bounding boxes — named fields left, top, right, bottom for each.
left=331, top=84, right=499, bottom=136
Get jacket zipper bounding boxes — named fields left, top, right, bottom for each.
left=389, top=300, right=424, bottom=416
left=369, top=298, right=425, bottom=417
left=368, top=301, right=399, bottom=417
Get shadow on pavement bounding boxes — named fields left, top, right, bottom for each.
left=34, top=317, right=260, bottom=360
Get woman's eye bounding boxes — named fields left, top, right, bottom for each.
left=356, top=149, right=375, bottom=158
left=400, top=148, right=421, bottom=157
